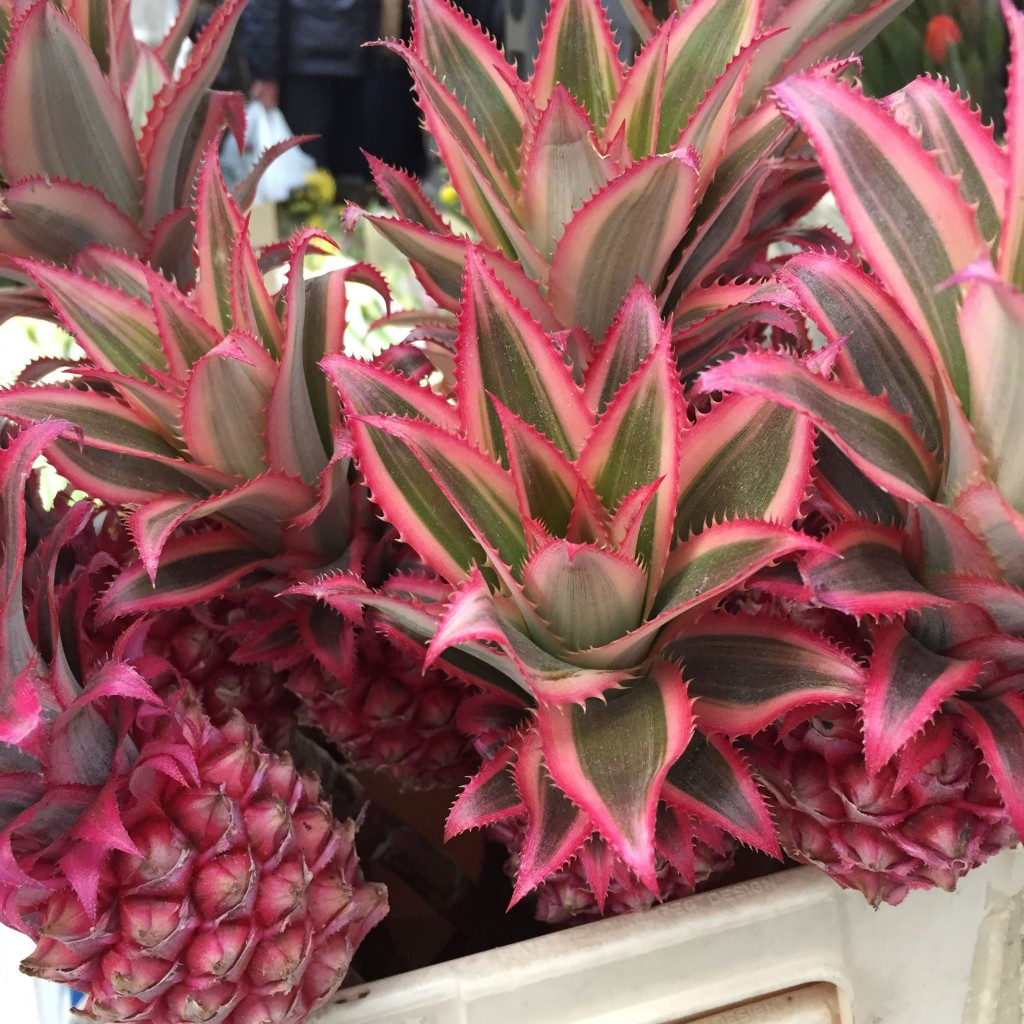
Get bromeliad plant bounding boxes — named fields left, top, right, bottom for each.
left=697, top=0, right=1024, bottom=903
left=0, top=421, right=387, bottom=1024
left=0, top=0, right=293, bottom=318
left=308, top=253, right=867, bottom=904
left=357, top=0, right=913, bottom=375
left=0, top=145, right=476, bottom=791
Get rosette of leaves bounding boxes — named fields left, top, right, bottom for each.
left=300, top=250, right=868, bottom=903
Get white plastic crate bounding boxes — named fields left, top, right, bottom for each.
left=320, top=846, right=1024, bottom=1024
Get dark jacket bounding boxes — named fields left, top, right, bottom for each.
left=242, top=0, right=379, bottom=80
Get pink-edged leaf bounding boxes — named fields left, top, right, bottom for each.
left=1000, top=0, right=1024, bottom=288
left=779, top=253, right=947, bottom=457
left=73, top=244, right=152, bottom=302
left=397, top=43, right=535, bottom=268
left=126, top=43, right=172, bottom=135
left=583, top=280, right=665, bottom=417
left=367, top=153, right=450, bottom=234
left=863, top=622, right=982, bottom=775
left=230, top=229, right=283, bottom=359
left=494, top=400, right=595, bottom=541
left=745, top=0, right=913, bottom=110
left=445, top=743, right=523, bottom=839
left=661, top=613, right=864, bottom=736
left=603, top=19, right=668, bottom=158
left=676, top=37, right=767, bottom=202
left=887, top=77, right=1006, bottom=248
left=651, top=0, right=759, bottom=154
left=0, top=178, right=145, bottom=263
left=676, top=394, right=814, bottom=538
left=363, top=213, right=465, bottom=310
left=21, top=260, right=165, bottom=382
left=0, top=0, right=142, bottom=217
left=96, top=530, right=265, bottom=621
left=411, top=0, right=526, bottom=189
left=44, top=435, right=235, bottom=505
left=155, top=0, right=199, bottom=67
left=267, top=238, right=357, bottom=483
left=456, top=247, right=591, bottom=462
left=956, top=270, right=1024, bottom=512
left=773, top=75, right=985, bottom=413
left=956, top=691, right=1024, bottom=838
left=138, top=0, right=247, bottom=226
left=579, top=335, right=681, bottom=578
left=929, top=576, right=1024, bottom=636
left=607, top=0, right=758, bottom=157
left=146, top=206, right=196, bottom=289
left=1, top=423, right=67, bottom=724
left=530, top=0, right=622, bottom=130
left=0, top=386, right=176, bottom=459
left=954, top=481, right=1024, bottom=589
left=145, top=267, right=220, bottom=378
left=426, top=568, right=630, bottom=703
left=325, top=356, right=485, bottom=582
left=356, top=413, right=527, bottom=579
left=66, top=366, right=182, bottom=438
left=522, top=539, right=647, bottom=653
left=663, top=730, right=779, bottom=855
left=804, top=521, right=951, bottom=617
left=510, top=730, right=592, bottom=904
left=522, top=86, right=610, bottom=261
left=128, top=473, right=315, bottom=580
left=537, top=661, right=693, bottom=887
left=698, top=350, right=940, bottom=501
left=549, top=151, right=699, bottom=341
left=651, top=520, right=822, bottom=625
left=193, top=142, right=245, bottom=334
left=904, top=501, right=1002, bottom=584
left=182, top=332, right=274, bottom=479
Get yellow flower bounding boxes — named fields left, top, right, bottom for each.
left=305, top=168, right=337, bottom=207
left=438, top=183, right=458, bottom=207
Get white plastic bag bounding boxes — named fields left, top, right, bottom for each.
left=221, top=101, right=317, bottom=203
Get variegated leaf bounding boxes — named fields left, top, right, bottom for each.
left=522, top=86, right=610, bottom=261
left=887, top=78, right=1006, bottom=250
left=537, top=662, right=693, bottom=887
left=774, top=75, right=985, bottom=413
left=661, top=614, right=864, bottom=735
left=0, top=0, right=142, bottom=217
left=411, top=0, right=527, bottom=190
left=1000, top=0, right=1024, bottom=288
left=530, top=0, right=622, bottom=131
left=662, top=730, right=778, bottom=854
left=956, top=692, right=1024, bottom=838
left=96, top=530, right=266, bottom=621
left=863, top=623, right=981, bottom=774
left=698, top=350, right=941, bottom=501
left=510, top=731, right=592, bottom=903
left=549, top=150, right=699, bottom=340
left=182, top=333, right=274, bottom=479
left=676, top=394, right=814, bottom=538
left=445, top=743, right=523, bottom=839
left=579, top=334, right=680, bottom=580
left=457, top=248, right=591, bottom=463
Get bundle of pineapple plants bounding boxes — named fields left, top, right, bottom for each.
left=0, top=0, right=1022, bottom=1019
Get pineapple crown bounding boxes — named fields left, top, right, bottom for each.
left=688, top=0, right=1024, bottom=848
left=298, top=252, right=870, bottom=893
left=0, top=144, right=392, bottom=618
left=0, top=0, right=295, bottom=318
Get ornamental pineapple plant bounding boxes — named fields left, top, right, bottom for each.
left=0, top=422, right=388, bottom=1023
left=699, top=0, right=1024, bottom=903
left=2, top=0, right=1023, bottom=1013
left=0, top=0, right=293, bottom=318
left=0, top=145, right=476, bottom=791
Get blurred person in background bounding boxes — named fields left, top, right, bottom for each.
left=242, top=0, right=380, bottom=199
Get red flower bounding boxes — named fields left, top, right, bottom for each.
left=924, top=14, right=963, bottom=63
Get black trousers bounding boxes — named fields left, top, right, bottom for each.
left=280, top=73, right=370, bottom=181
